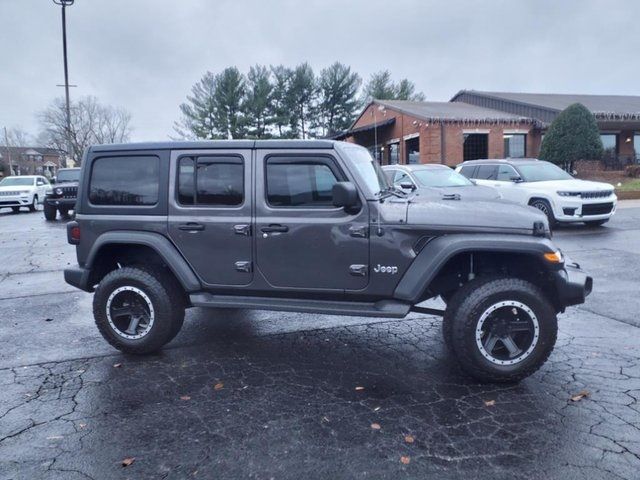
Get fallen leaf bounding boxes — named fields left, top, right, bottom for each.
left=322, top=416, right=330, bottom=423
left=370, top=423, right=381, bottom=430
left=214, top=382, right=224, bottom=391
left=355, top=386, right=365, bottom=391
left=373, top=406, right=381, bottom=412
left=79, top=423, right=87, bottom=429
left=121, top=457, right=135, bottom=467
left=570, top=390, right=590, bottom=402
left=484, top=399, right=496, bottom=407
left=180, top=395, right=191, bottom=401
left=113, top=363, right=122, bottom=368
left=45, top=318, right=53, bottom=322
left=404, top=434, right=415, bottom=444
left=400, top=456, right=411, bottom=465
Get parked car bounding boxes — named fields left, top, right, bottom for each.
left=44, top=167, right=81, bottom=220
left=64, top=140, right=592, bottom=383
left=456, top=159, right=617, bottom=226
left=382, top=164, right=501, bottom=201
left=0, top=175, right=50, bottom=213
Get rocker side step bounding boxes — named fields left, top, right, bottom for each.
left=189, top=293, right=411, bottom=318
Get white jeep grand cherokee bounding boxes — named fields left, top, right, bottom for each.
left=456, top=159, right=617, bottom=226
left=0, top=175, right=50, bottom=213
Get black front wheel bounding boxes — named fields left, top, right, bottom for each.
left=93, top=266, right=185, bottom=354
left=443, top=276, right=557, bottom=383
left=43, top=203, right=57, bottom=221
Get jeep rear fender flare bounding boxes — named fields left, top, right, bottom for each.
left=394, top=234, right=558, bottom=303
left=85, top=231, right=200, bottom=292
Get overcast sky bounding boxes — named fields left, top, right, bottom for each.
left=2, top=0, right=640, bottom=142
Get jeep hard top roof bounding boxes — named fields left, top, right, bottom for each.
left=90, top=139, right=340, bottom=152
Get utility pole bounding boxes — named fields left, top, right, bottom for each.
left=53, top=0, right=75, bottom=167
left=3, top=127, right=13, bottom=176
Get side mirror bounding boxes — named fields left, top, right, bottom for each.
left=332, top=182, right=359, bottom=209
left=510, top=176, right=524, bottom=183
left=399, top=182, right=416, bottom=191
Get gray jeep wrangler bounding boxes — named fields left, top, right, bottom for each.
left=64, top=140, right=592, bottom=382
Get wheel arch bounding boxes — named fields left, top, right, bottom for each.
left=394, top=234, right=560, bottom=305
left=85, top=231, right=200, bottom=293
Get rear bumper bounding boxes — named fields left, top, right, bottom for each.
left=554, top=263, right=592, bottom=308
left=64, top=267, right=93, bottom=292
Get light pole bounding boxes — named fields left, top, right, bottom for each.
left=53, top=0, right=74, bottom=167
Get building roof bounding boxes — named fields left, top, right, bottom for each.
left=374, top=100, right=534, bottom=123
left=452, top=90, right=640, bottom=116
left=0, top=146, right=65, bottom=158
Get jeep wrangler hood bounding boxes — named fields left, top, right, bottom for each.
left=405, top=195, right=549, bottom=234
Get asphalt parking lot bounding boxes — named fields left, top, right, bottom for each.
left=1, top=205, right=639, bottom=480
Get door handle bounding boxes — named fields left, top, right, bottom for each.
left=260, top=224, right=289, bottom=233
left=178, top=222, right=205, bottom=232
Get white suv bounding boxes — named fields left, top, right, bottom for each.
left=0, top=175, right=50, bottom=213
left=456, top=159, right=617, bottom=226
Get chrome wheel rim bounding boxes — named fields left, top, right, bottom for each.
left=533, top=202, right=549, bottom=216
left=106, top=286, right=155, bottom=339
left=475, top=301, right=539, bottom=366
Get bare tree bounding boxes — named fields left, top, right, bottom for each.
left=38, top=96, right=132, bottom=165
left=4, top=127, right=33, bottom=147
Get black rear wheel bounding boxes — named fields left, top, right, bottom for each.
left=44, top=203, right=57, bottom=221
left=443, top=276, right=557, bottom=383
left=93, top=266, right=185, bottom=354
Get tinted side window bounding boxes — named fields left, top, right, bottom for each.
left=89, top=156, right=159, bottom=206
left=496, top=165, right=519, bottom=181
left=458, top=165, right=476, bottom=178
left=178, top=156, right=244, bottom=206
left=266, top=160, right=338, bottom=207
left=476, top=165, right=498, bottom=180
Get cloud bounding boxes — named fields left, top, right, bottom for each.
left=1, top=0, right=639, bottom=142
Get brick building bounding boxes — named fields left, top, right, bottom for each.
left=0, top=146, right=66, bottom=178
left=338, top=91, right=640, bottom=167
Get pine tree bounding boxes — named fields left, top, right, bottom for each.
left=396, top=79, right=425, bottom=101
left=270, top=65, right=294, bottom=138
left=213, top=67, right=246, bottom=139
left=174, top=71, right=219, bottom=139
left=539, top=103, right=604, bottom=168
left=288, top=63, right=317, bottom=139
left=316, top=62, right=362, bottom=137
left=244, top=65, right=273, bottom=138
left=363, top=70, right=425, bottom=102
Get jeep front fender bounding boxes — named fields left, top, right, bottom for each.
left=393, top=234, right=559, bottom=303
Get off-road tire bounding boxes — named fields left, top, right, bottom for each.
left=93, top=266, right=185, bottom=354
left=443, top=276, right=557, bottom=383
left=59, top=206, right=70, bottom=217
left=585, top=219, right=608, bottom=227
left=529, top=198, right=556, bottom=228
left=28, top=195, right=38, bottom=212
left=43, top=203, right=57, bottom=221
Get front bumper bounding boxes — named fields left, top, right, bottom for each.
left=64, top=267, right=93, bottom=292
left=552, top=196, right=617, bottom=222
left=0, top=195, right=32, bottom=207
left=45, top=197, right=76, bottom=208
left=554, top=262, right=592, bottom=309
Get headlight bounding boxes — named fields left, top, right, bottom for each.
left=557, top=191, right=580, bottom=197
left=55, top=188, right=64, bottom=195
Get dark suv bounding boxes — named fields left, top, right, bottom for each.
left=64, top=140, right=592, bottom=382
left=44, top=167, right=81, bottom=220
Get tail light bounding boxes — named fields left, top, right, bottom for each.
left=67, top=221, right=81, bottom=245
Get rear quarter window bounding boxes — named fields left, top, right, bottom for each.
left=89, top=155, right=160, bottom=206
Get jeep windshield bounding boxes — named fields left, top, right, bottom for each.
left=412, top=168, right=474, bottom=187
left=0, top=177, right=34, bottom=186
left=517, top=162, right=573, bottom=182
left=340, top=145, right=388, bottom=196
left=57, top=169, right=80, bottom=183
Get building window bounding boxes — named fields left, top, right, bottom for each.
left=405, top=137, right=420, bottom=164
left=388, top=142, right=399, bottom=165
left=463, top=134, right=488, bottom=161
left=504, top=134, right=526, bottom=158
left=601, top=134, right=618, bottom=156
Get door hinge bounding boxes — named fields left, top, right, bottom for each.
left=233, top=224, right=251, bottom=236
left=349, top=264, right=368, bottom=276
left=235, top=261, right=252, bottom=273
left=349, top=226, right=368, bottom=238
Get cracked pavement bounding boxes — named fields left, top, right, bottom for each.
left=0, top=206, right=639, bottom=479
